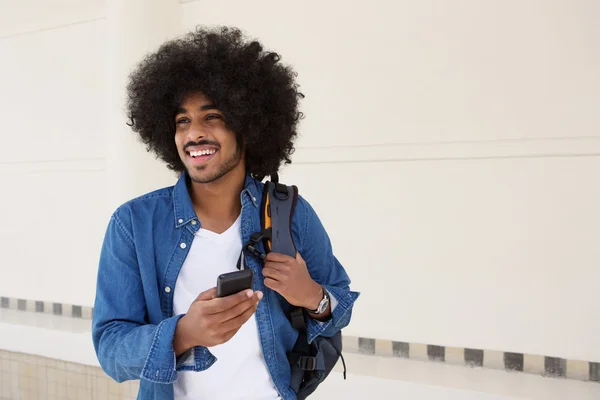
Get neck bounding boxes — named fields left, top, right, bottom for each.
left=188, top=166, right=246, bottom=228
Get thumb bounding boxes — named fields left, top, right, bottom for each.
left=296, top=252, right=305, bottom=263
left=195, top=287, right=216, bottom=302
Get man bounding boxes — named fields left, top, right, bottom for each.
left=92, top=26, right=359, bottom=400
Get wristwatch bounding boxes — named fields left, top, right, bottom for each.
left=305, top=286, right=329, bottom=315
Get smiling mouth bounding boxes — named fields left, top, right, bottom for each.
left=186, top=148, right=218, bottom=165
left=188, top=149, right=217, bottom=158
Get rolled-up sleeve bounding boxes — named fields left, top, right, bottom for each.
left=296, top=197, right=360, bottom=344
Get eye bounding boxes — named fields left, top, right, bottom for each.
left=176, top=117, right=190, bottom=125
left=205, top=114, right=223, bottom=121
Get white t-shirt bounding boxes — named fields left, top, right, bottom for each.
left=172, top=215, right=281, bottom=400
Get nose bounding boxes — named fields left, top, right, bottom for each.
left=187, top=120, right=207, bottom=142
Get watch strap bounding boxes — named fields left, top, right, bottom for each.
left=305, top=286, right=329, bottom=314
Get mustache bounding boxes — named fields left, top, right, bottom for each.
left=183, top=140, right=220, bottom=152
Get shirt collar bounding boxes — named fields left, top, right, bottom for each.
left=172, top=171, right=260, bottom=228
left=241, top=174, right=261, bottom=207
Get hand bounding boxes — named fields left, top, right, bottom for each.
left=262, top=252, right=322, bottom=310
left=174, top=287, right=262, bottom=354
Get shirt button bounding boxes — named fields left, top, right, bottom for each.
left=155, top=370, right=160, bottom=377
left=191, top=220, right=197, bottom=225
left=164, top=286, right=171, bottom=293
left=180, top=243, right=186, bottom=249
left=178, top=219, right=183, bottom=224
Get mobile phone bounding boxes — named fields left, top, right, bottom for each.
left=216, top=269, right=253, bottom=298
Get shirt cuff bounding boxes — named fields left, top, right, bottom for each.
left=314, top=289, right=338, bottom=326
left=140, top=315, right=183, bottom=383
left=305, top=286, right=360, bottom=343
left=328, top=289, right=338, bottom=312
left=140, top=315, right=216, bottom=383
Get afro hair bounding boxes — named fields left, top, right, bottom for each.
left=125, top=26, right=304, bottom=180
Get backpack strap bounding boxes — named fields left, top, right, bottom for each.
left=260, top=174, right=299, bottom=258
left=236, top=174, right=298, bottom=269
left=260, top=176, right=319, bottom=393
left=287, top=308, right=316, bottom=393
left=239, top=174, right=326, bottom=394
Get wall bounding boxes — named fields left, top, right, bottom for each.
left=0, top=2, right=108, bottom=307
left=180, top=0, right=600, bottom=362
left=0, top=0, right=599, bottom=363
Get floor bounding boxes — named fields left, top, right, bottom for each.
left=315, top=373, right=519, bottom=399
left=317, top=352, right=600, bottom=400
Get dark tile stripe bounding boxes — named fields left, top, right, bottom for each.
left=392, top=341, right=409, bottom=358
left=590, top=362, right=600, bottom=382
left=427, top=345, right=445, bottom=362
left=17, top=299, right=27, bottom=311
left=358, top=338, right=375, bottom=355
left=35, top=301, right=44, bottom=312
left=544, top=357, right=566, bottom=377
left=464, top=348, right=484, bottom=366
left=72, top=305, right=82, bottom=318
left=504, top=352, right=524, bottom=371
left=52, top=303, right=62, bottom=315
left=1, top=297, right=9, bottom=308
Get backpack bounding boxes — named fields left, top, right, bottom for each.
left=241, top=173, right=347, bottom=399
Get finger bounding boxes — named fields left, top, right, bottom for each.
left=195, top=287, right=217, bottom=302
left=219, top=299, right=259, bottom=332
left=203, top=289, right=254, bottom=314
left=263, top=261, right=289, bottom=273
left=296, top=252, right=305, bottom=263
left=262, top=267, right=286, bottom=282
left=265, top=252, right=294, bottom=263
left=215, top=292, right=263, bottom=323
left=264, top=278, right=280, bottom=290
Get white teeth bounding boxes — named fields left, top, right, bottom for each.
left=190, top=149, right=216, bottom=157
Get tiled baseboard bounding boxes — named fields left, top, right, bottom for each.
left=2, top=296, right=599, bottom=385
left=0, top=297, right=93, bottom=320
left=343, top=335, right=600, bottom=383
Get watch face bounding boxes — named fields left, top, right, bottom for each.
left=308, top=287, right=329, bottom=314
left=317, top=297, right=329, bottom=314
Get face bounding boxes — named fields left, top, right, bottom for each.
left=174, top=92, right=243, bottom=184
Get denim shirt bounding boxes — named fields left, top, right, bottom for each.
left=91, top=172, right=360, bottom=400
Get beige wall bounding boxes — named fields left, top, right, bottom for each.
left=0, top=0, right=599, bottom=362
left=0, top=10, right=108, bottom=308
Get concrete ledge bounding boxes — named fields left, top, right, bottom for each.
left=0, top=308, right=98, bottom=367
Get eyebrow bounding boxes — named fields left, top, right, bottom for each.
left=176, top=104, right=218, bottom=114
